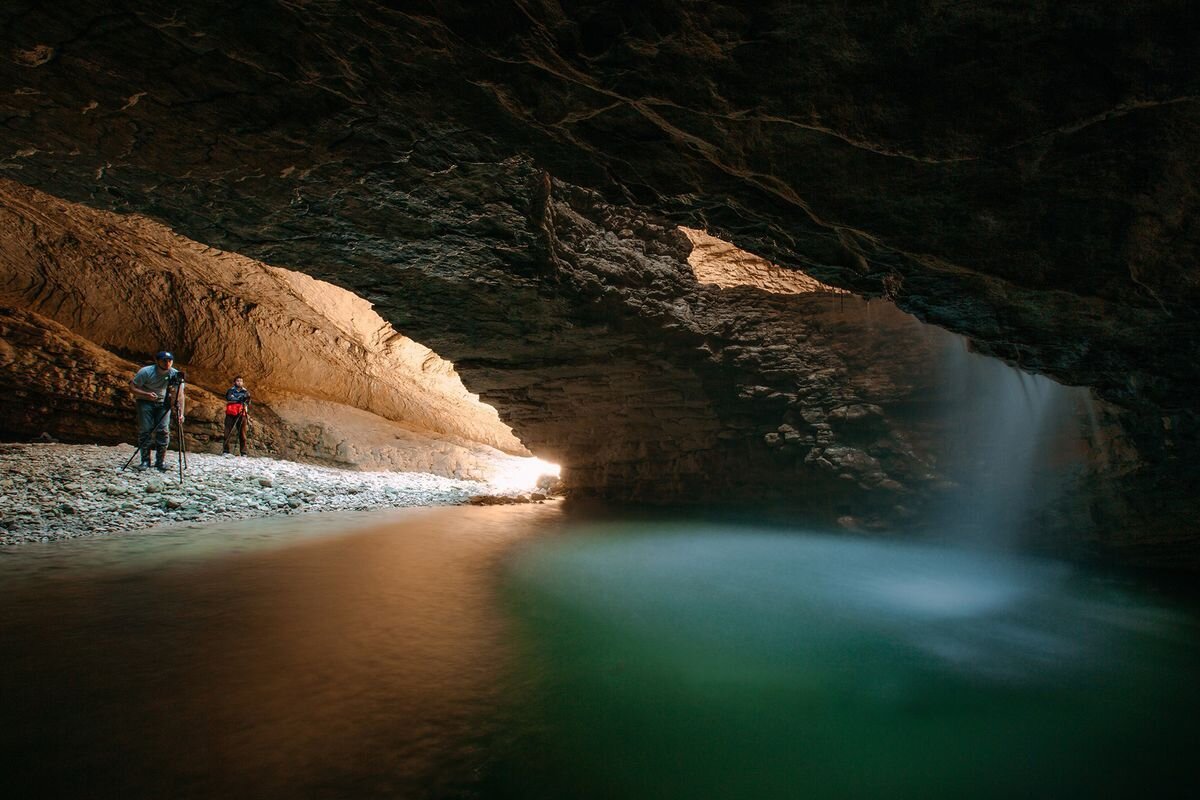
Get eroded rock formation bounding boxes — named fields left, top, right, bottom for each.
left=0, top=180, right=532, bottom=480
left=0, top=180, right=521, bottom=451
left=0, top=305, right=525, bottom=481
left=683, top=228, right=846, bottom=295
left=4, top=176, right=1109, bottom=540
left=1, top=2, right=1196, bottom=402
left=0, top=2, right=1197, bottom=557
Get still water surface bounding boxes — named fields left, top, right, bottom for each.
left=1, top=505, right=1197, bottom=798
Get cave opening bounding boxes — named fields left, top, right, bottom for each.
left=0, top=178, right=560, bottom=494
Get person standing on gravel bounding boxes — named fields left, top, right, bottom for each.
left=129, top=351, right=185, bottom=471
left=222, top=375, right=252, bottom=456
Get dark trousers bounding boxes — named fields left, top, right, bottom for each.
left=136, top=400, right=170, bottom=461
left=223, top=414, right=248, bottom=454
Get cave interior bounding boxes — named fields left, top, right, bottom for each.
left=2, top=1, right=1199, bottom=566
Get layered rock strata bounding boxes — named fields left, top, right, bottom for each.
left=0, top=2, right=1196, bottom=557
left=0, top=157, right=1162, bottom=552
left=0, top=179, right=523, bottom=455
left=683, top=228, right=847, bottom=295
left=0, top=306, right=520, bottom=481
left=0, top=1, right=1196, bottom=407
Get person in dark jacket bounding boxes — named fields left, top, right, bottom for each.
left=222, top=376, right=252, bottom=456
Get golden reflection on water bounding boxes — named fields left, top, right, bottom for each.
left=0, top=504, right=564, bottom=799
left=4, top=508, right=1200, bottom=799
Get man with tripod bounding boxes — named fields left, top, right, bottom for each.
left=129, top=351, right=185, bottom=472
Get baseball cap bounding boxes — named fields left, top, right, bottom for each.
left=156, top=351, right=174, bottom=361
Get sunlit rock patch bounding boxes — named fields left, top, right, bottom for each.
left=682, top=227, right=847, bottom=295
left=0, top=179, right=531, bottom=478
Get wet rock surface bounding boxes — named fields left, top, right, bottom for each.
left=0, top=2, right=1198, bottom=556
left=0, top=443, right=495, bottom=545
left=0, top=1, right=1196, bottom=406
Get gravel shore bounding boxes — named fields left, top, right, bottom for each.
left=0, top=443, right=497, bottom=545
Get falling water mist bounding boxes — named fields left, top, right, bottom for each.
left=926, top=331, right=1094, bottom=548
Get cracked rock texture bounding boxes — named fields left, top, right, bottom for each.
left=4, top=177, right=1108, bottom=542
left=0, top=1, right=1196, bottom=406
left=0, top=2, right=1198, bottom=558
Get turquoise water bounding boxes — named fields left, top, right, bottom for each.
left=502, top=525, right=1200, bottom=798
left=1, top=507, right=1197, bottom=798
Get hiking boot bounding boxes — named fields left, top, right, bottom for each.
left=134, top=462, right=150, bottom=472
left=155, top=464, right=170, bottom=473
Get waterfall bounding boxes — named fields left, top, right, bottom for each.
left=929, top=334, right=1090, bottom=547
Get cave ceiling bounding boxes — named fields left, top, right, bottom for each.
left=2, top=2, right=1200, bottom=522
left=3, top=2, right=1198, bottom=410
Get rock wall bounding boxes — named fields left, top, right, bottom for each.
left=0, top=178, right=525, bottom=455
left=0, top=1, right=1196, bottom=408
left=0, top=2, right=1197, bottom=559
left=0, top=165, right=1177, bottom=554
left=1, top=171, right=967, bottom=520
left=682, top=228, right=846, bottom=295
left=0, top=305, right=288, bottom=453
left=0, top=306, right=520, bottom=481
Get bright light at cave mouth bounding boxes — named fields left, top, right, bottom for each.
left=491, top=457, right=561, bottom=493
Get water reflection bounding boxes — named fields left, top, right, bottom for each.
left=1, top=510, right=1198, bottom=799
left=0, top=505, right=563, bottom=799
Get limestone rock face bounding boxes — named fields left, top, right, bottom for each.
left=0, top=141, right=1179, bottom=554
left=2, top=173, right=968, bottom=521
left=0, top=2, right=1198, bottom=556
left=0, top=305, right=287, bottom=454
left=0, top=2, right=1197, bottom=407
left=0, top=306, right=519, bottom=481
left=683, top=228, right=846, bottom=296
left=0, top=179, right=524, bottom=455
left=0, top=306, right=139, bottom=445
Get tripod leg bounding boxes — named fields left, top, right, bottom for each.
left=176, top=415, right=184, bottom=483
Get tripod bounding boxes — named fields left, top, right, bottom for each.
left=176, top=404, right=188, bottom=480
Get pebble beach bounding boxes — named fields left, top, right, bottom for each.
left=0, top=443, right=499, bottom=545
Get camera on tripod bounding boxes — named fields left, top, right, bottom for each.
left=161, top=370, right=186, bottom=408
